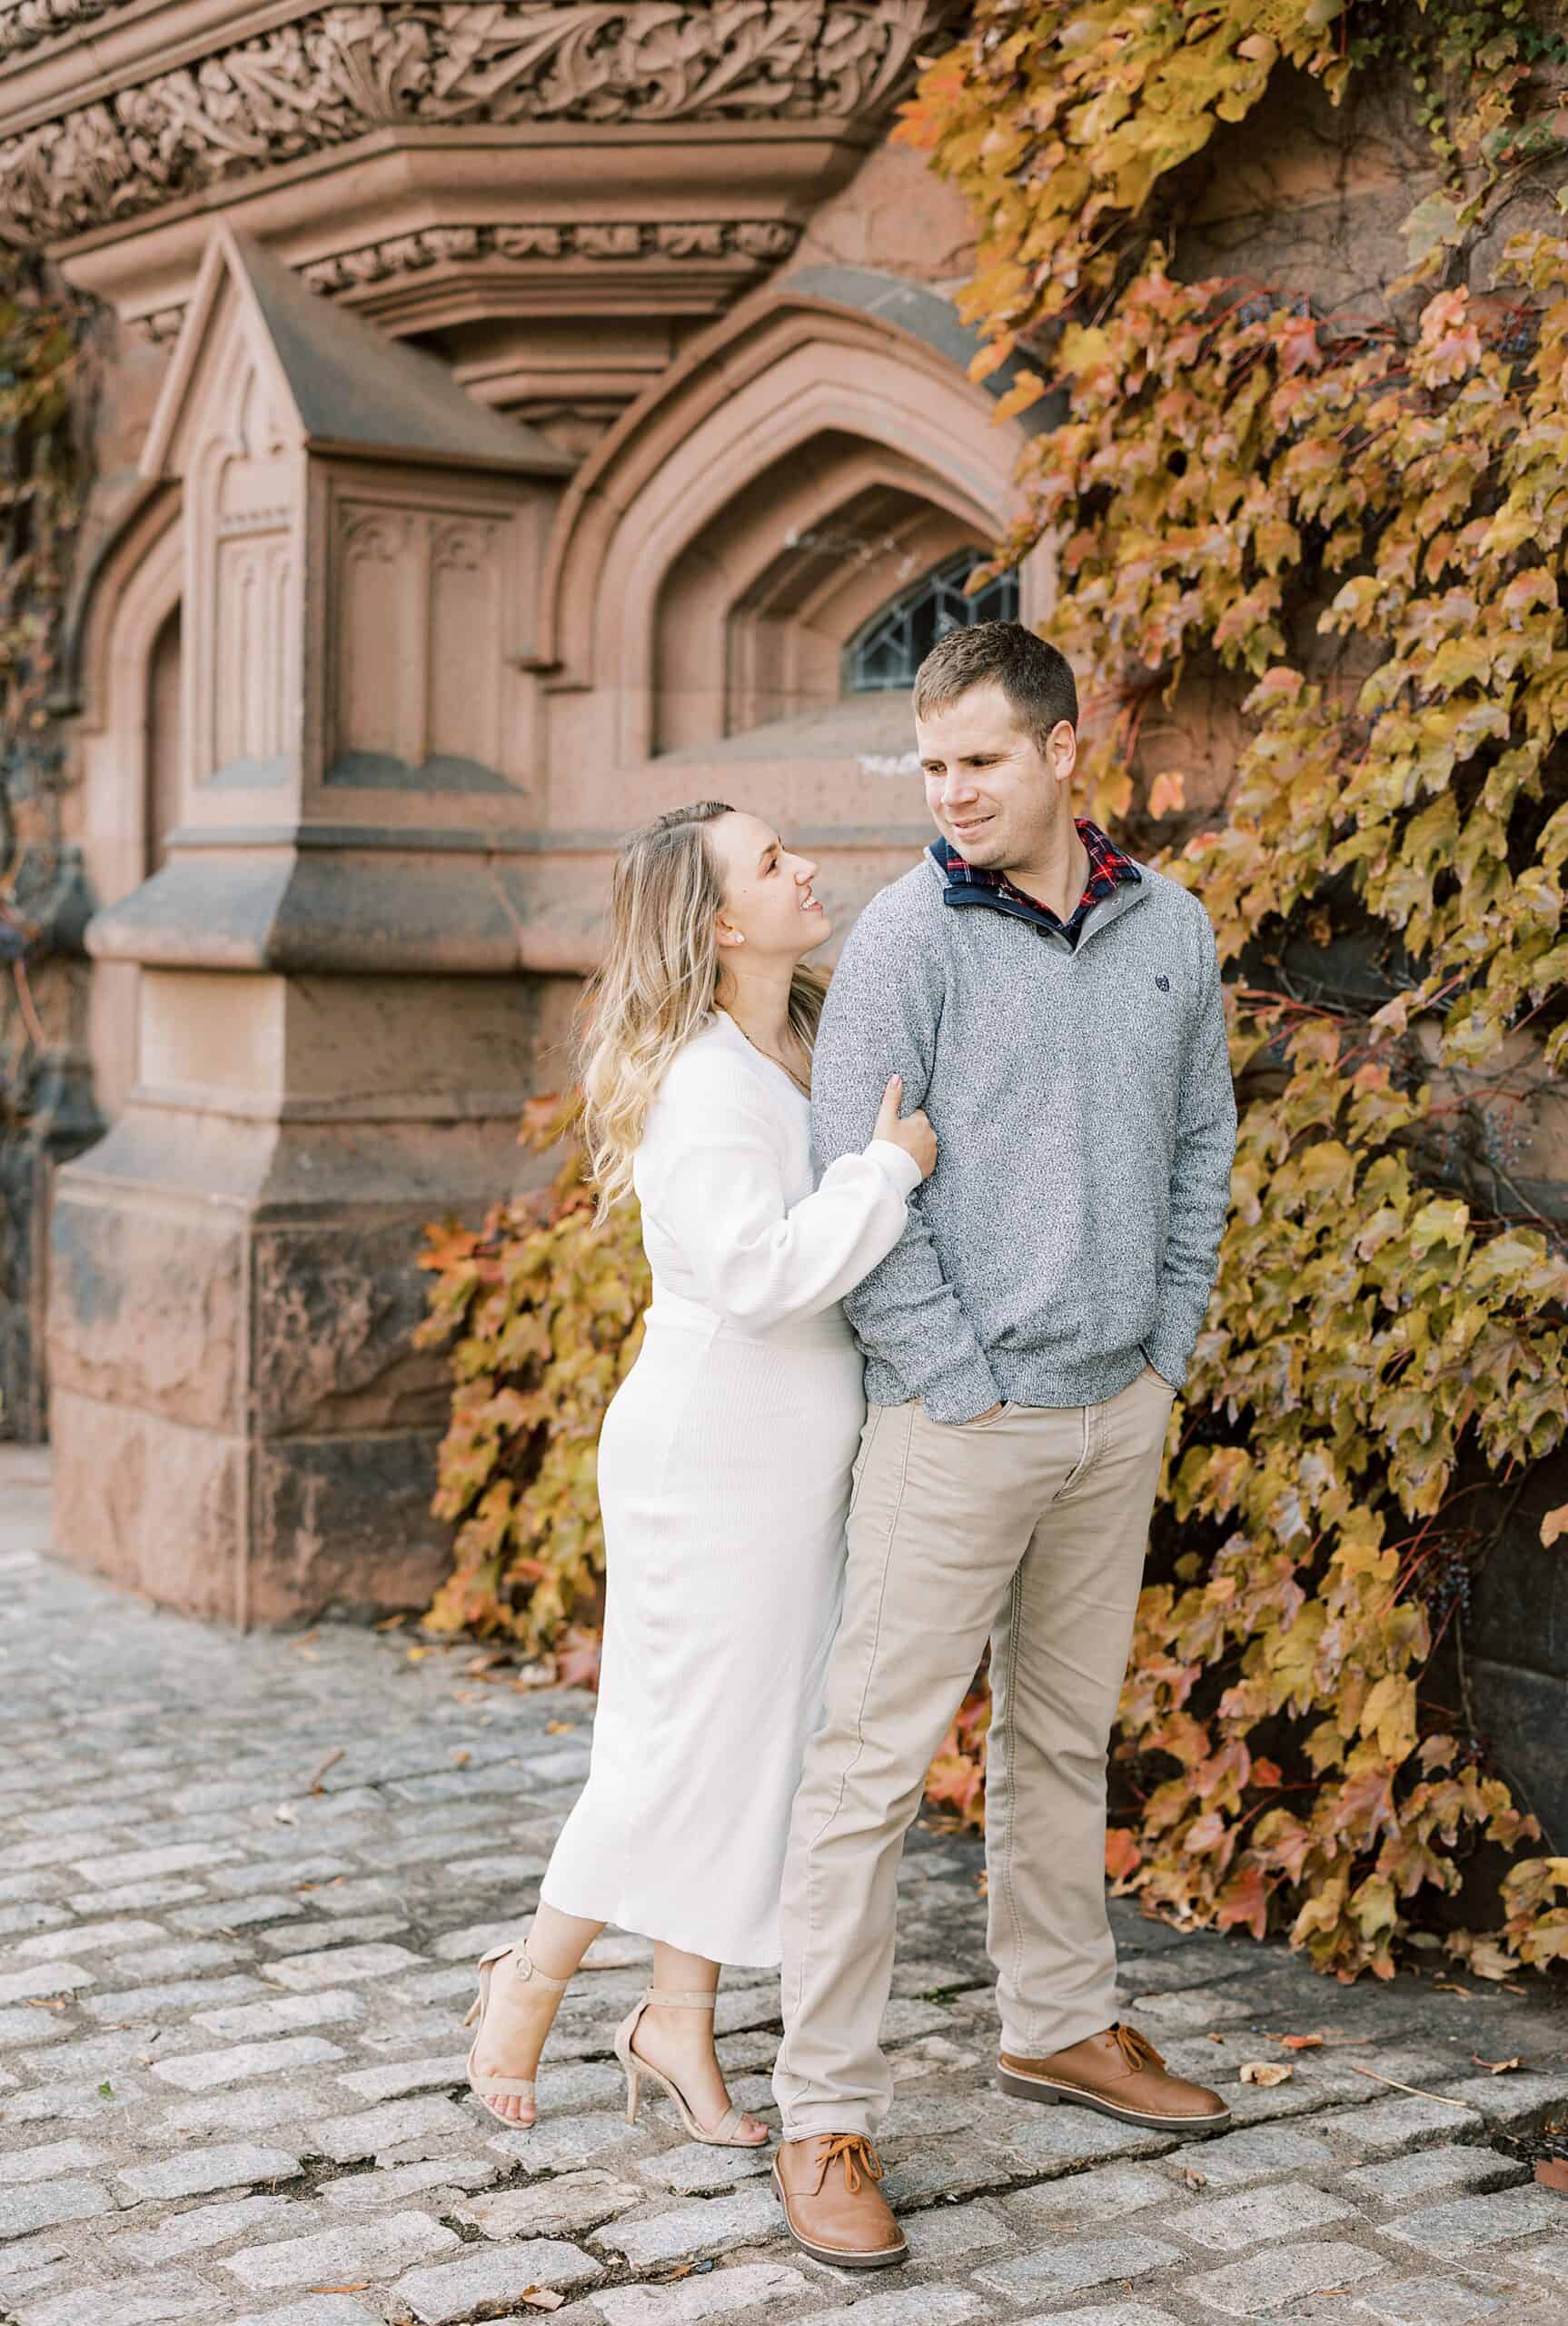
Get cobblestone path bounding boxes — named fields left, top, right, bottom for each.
left=3, top=1449, right=1568, bottom=2326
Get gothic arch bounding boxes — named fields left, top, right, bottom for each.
left=67, top=486, right=184, bottom=1120
left=538, top=282, right=1051, bottom=766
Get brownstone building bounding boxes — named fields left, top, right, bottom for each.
left=3, top=1, right=1056, bottom=1622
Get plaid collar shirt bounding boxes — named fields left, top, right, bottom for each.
left=933, top=817, right=1142, bottom=949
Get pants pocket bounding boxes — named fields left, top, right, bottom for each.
left=845, top=1404, right=888, bottom=1524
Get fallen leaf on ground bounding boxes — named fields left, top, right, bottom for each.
left=1536, top=2159, right=1568, bottom=2195
left=544, top=1720, right=575, bottom=1735
left=1181, top=2166, right=1208, bottom=2189
left=273, top=1803, right=298, bottom=1824
left=1277, top=2033, right=1325, bottom=2051
left=1240, top=2061, right=1293, bottom=2086
left=25, top=1995, right=71, bottom=2012
left=1434, top=1980, right=1473, bottom=1995
left=373, top=1612, right=407, bottom=1630
left=405, top=1645, right=430, bottom=1664
left=451, top=1748, right=471, bottom=1766
left=1207, top=2032, right=1226, bottom=2044
left=520, top=2295, right=565, bottom=2314
left=1473, top=2055, right=1523, bottom=2073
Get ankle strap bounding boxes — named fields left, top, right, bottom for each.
left=512, top=1946, right=571, bottom=1993
left=641, top=1987, right=718, bottom=2010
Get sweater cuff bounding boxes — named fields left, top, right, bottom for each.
left=863, top=1138, right=924, bottom=1199
left=919, top=1349, right=1007, bottom=1426
left=1141, top=1325, right=1190, bottom=1394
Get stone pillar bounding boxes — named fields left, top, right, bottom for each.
left=46, top=227, right=575, bottom=1626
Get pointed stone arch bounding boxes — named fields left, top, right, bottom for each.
left=536, top=276, right=1054, bottom=767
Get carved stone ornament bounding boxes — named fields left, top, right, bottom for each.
left=0, top=0, right=117, bottom=60
left=134, top=215, right=802, bottom=338
left=1, top=1, right=939, bottom=247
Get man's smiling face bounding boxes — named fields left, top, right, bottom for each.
left=916, top=679, right=1077, bottom=875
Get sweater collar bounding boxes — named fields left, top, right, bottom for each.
left=928, top=818, right=1144, bottom=946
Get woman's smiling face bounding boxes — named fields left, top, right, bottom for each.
left=709, top=810, right=830, bottom=961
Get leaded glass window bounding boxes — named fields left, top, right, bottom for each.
left=844, top=552, right=1019, bottom=692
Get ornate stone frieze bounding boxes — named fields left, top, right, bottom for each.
left=0, top=0, right=115, bottom=61
left=2, top=1, right=938, bottom=246
left=134, top=215, right=802, bottom=338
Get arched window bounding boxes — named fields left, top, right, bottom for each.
left=843, top=551, right=1020, bottom=692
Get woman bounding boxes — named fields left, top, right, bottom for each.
left=463, top=800, right=935, bottom=2145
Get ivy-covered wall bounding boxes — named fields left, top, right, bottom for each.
left=898, top=0, right=1568, bottom=1976
left=0, top=252, right=103, bottom=1439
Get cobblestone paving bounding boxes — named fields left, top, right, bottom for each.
left=4, top=1447, right=1568, bottom=2326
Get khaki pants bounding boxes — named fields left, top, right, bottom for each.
left=773, top=1367, right=1175, bottom=2140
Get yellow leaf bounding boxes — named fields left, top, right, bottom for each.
left=992, top=370, right=1047, bottom=423
left=1360, top=1675, right=1418, bottom=1763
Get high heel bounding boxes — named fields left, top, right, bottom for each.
left=463, top=1941, right=571, bottom=2124
left=613, top=1988, right=768, bottom=2149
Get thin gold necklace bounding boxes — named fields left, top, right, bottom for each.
left=728, top=1011, right=811, bottom=1098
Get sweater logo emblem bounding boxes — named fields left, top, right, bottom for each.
left=1155, top=973, right=1171, bottom=991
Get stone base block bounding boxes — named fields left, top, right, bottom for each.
left=49, top=1387, right=452, bottom=1627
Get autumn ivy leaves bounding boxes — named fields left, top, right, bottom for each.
left=418, top=1100, right=650, bottom=1657
left=903, top=2, right=1568, bottom=1977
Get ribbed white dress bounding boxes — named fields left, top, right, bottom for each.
left=540, top=1009, right=921, bottom=1967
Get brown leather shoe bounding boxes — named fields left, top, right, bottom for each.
left=997, top=2022, right=1230, bottom=2132
left=772, top=2132, right=908, bottom=2268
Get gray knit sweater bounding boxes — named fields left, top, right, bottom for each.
left=809, top=848, right=1237, bottom=1423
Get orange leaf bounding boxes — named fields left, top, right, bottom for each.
left=1106, top=1827, right=1142, bottom=1881
left=1148, top=770, right=1187, bottom=820
left=1216, top=1861, right=1268, bottom=1941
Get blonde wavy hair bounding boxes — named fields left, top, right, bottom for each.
left=580, top=800, right=827, bottom=1218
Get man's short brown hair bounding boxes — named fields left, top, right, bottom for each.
left=912, top=621, right=1078, bottom=751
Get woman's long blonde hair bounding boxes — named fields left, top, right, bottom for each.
left=580, top=800, right=827, bottom=1218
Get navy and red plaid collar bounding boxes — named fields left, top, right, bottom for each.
left=936, top=817, right=1142, bottom=938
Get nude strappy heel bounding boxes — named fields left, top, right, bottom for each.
left=463, top=1941, right=570, bottom=2124
left=614, top=1988, right=769, bottom=2148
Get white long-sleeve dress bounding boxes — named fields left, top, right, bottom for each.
left=540, top=1009, right=921, bottom=1966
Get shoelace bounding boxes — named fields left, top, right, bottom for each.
left=1111, top=2021, right=1165, bottom=2073
left=820, top=2132, right=884, bottom=2193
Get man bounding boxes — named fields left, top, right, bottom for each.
left=769, top=621, right=1238, bottom=2269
